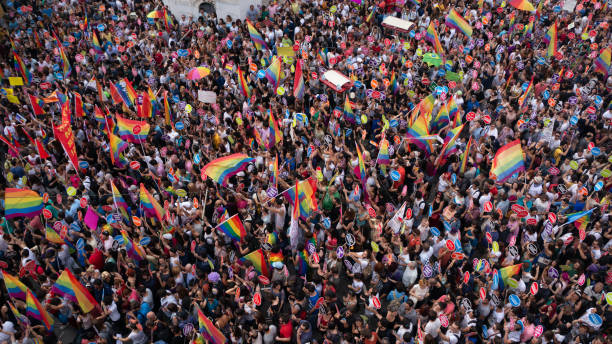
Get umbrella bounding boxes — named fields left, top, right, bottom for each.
left=187, top=67, right=211, bottom=80
left=422, top=53, right=443, bottom=67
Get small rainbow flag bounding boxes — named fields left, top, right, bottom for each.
left=344, top=94, right=356, bottom=124
left=509, top=0, right=535, bottom=11
left=495, top=264, right=522, bottom=290
left=109, top=133, right=128, bottom=168
left=565, top=209, right=595, bottom=228
left=51, top=269, right=99, bottom=313
left=246, top=19, right=267, bottom=51
left=139, top=183, right=165, bottom=224
left=114, top=81, right=134, bottom=108
left=293, top=59, right=305, bottom=99
left=12, top=50, right=31, bottom=85
left=45, top=225, right=65, bottom=245
left=2, top=270, right=27, bottom=300
left=111, top=181, right=130, bottom=222
left=297, top=249, right=309, bottom=275
left=121, top=229, right=145, bottom=261
left=491, top=140, right=525, bottom=183
left=123, top=79, right=138, bottom=105
left=109, top=82, right=123, bottom=105
left=441, top=124, right=465, bottom=159
left=518, top=76, right=534, bottom=108
left=237, top=67, right=251, bottom=99
left=240, top=249, right=269, bottom=277
left=544, top=22, right=557, bottom=58
left=116, top=115, right=150, bottom=143
left=138, top=91, right=153, bottom=118
left=376, top=137, right=390, bottom=170
left=419, top=94, right=435, bottom=116
left=216, top=215, right=247, bottom=242
left=4, top=188, right=43, bottom=219
left=406, top=112, right=433, bottom=156
left=26, top=289, right=54, bottom=330
left=281, top=179, right=318, bottom=221
left=445, top=9, right=473, bottom=37
left=265, top=56, right=282, bottom=91
left=92, top=31, right=103, bottom=55
left=269, top=251, right=284, bottom=262
left=163, top=9, right=173, bottom=32
left=27, top=93, right=45, bottom=115
left=268, top=110, right=282, bottom=148
left=390, top=71, right=399, bottom=95
left=430, top=102, right=450, bottom=133
left=594, top=47, right=611, bottom=77
left=317, top=48, right=328, bottom=66
left=356, top=142, right=368, bottom=192
left=197, top=305, right=227, bottom=344
left=272, top=154, right=279, bottom=189
left=8, top=300, right=28, bottom=326
left=202, top=154, right=254, bottom=186
left=426, top=22, right=444, bottom=55
left=460, top=136, right=473, bottom=174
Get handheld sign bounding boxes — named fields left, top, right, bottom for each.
left=446, top=240, right=456, bottom=251
left=372, top=296, right=381, bottom=309
left=132, top=216, right=142, bottom=226
left=253, top=292, right=262, bottom=306
left=530, top=282, right=539, bottom=295
left=548, top=213, right=557, bottom=224
left=509, top=294, right=520, bottom=307
left=139, top=237, right=151, bottom=246
left=479, top=287, right=487, bottom=300
left=129, top=161, right=140, bottom=170
left=336, top=246, right=344, bottom=258
left=258, top=275, right=270, bottom=285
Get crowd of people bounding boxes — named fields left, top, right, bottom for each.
left=0, top=0, right=611, bottom=343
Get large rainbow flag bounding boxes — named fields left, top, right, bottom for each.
left=4, top=188, right=43, bottom=219
left=445, top=9, right=473, bottom=37
left=281, top=178, right=318, bottom=221
left=216, top=215, right=247, bottom=242
left=425, top=22, right=444, bottom=55
left=491, top=140, right=525, bottom=183
left=111, top=181, right=130, bottom=222
left=406, top=112, right=433, bottom=156
left=197, top=305, right=227, bottom=344
left=268, top=110, right=282, bottom=148
left=239, top=249, right=269, bottom=277
left=202, top=154, right=254, bottom=186
left=26, top=289, right=54, bottom=330
left=441, top=124, right=465, bottom=159
left=495, top=264, right=522, bottom=290
left=294, top=59, right=305, bottom=99
left=51, top=269, right=98, bottom=313
left=109, top=133, right=128, bottom=168
left=265, top=56, right=281, bottom=91
left=237, top=67, right=251, bottom=99
left=139, top=183, right=165, bottom=223
left=246, top=20, right=267, bottom=51
left=2, top=270, right=27, bottom=300
left=544, top=22, right=557, bottom=58
left=460, top=136, right=473, bottom=174
left=116, top=115, right=150, bottom=143
left=594, top=47, right=611, bottom=77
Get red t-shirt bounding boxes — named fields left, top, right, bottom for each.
left=279, top=321, right=293, bottom=339
left=89, top=249, right=104, bottom=270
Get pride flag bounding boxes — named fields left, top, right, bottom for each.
left=197, top=305, right=227, bottom=344
left=441, top=124, right=465, bottom=159
left=495, top=264, right=522, bottom=290
left=12, top=50, right=31, bottom=85
left=281, top=178, right=318, bottom=221
left=406, top=112, right=433, bottom=156
left=109, top=82, right=123, bottom=105
left=26, top=289, right=54, bottom=330
left=272, top=154, right=279, bottom=189
left=122, top=78, right=138, bottom=106
left=163, top=92, right=172, bottom=125
left=460, top=136, right=473, bottom=174
left=246, top=19, right=267, bottom=51
left=445, top=9, right=473, bottom=37
left=518, top=76, right=534, bottom=108
left=269, top=251, right=284, bottom=262
left=2, top=270, right=27, bottom=300
left=376, top=137, right=390, bottom=172
left=4, top=188, right=43, bottom=219
left=121, top=230, right=145, bottom=261
left=419, top=94, right=435, bottom=116
left=426, top=22, right=444, bottom=55
left=116, top=115, right=150, bottom=143
left=265, top=56, right=282, bottom=91
left=544, top=22, right=557, bottom=58
left=45, top=225, right=65, bottom=245
left=344, top=95, right=356, bottom=123
left=317, top=48, right=328, bottom=66
left=509, top=0, right=535, bottom=11
left=8, top=300, right=28, bottom=326
left=114, top=81, right=134, bottom=108
left=240, top=249, right=269, bottom=277
left=565, top=209, right=595, bottom=228
left=594, top=47, right=611, bottom=77
left=92, top=31, right=103, bottom=55
left=297, top=249, right=309, bottom=275
left=216, top=214, right=247, bottom=242
left=237, top=67, right=251, bottom=99
left=490, top=140, right=525, bottom=183
left=390, top=71, right=399, bottom=95
left=356, top=143, right=368, bottom=191
left=109, top=133, right=128, bottom=168
left=202, top=154, right=255, bottom=186
left=163, top=9, right=173, bottom=32
left=111, top=181, right=130, bottom=222
left=51, top=269, right=98, bottom=313
left=268, top=110, right=282, bottom=148
left=430, top=102, right=450, bottom=133
left=293, top=59, right=305, bottom=99
left=139, top=183, right=165, bottom=224
left=28, top=94, right=45, bottom=115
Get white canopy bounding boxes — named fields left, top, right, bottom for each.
left=381, top=16, right=415, bottom=33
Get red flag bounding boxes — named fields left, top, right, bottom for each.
left=92, top=76, right=105, bottom=103
left=21, top=128, right=49, bottom=160
left=137, top=92, right=152, bottom=118
left=27, top=93, right=45, bottom=115
left=52, top=122, right=79, bottom=172
left=74, top=92, right=85, bottom=117
left=0, top=134, right=20, bottom=156
left=61, top=100, right=71, bottom=124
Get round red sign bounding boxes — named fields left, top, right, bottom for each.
left=446, top=240, right=455, bottom=251
left=530, top=282, right=539, bottom=295
left=43, top=209, right=52, bottom=219
left=133, top=125, right=142, bottom=135
left=548, top=212, right=556, bottom=224
left=466, top=112, right=476, bottom=121
left=129, top=161, right=140, bottom=170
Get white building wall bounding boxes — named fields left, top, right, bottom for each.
left=163, top=0, right=263, bottom=21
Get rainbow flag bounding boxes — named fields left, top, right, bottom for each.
left=594, top=47, right=611, bottom=77
left=518, top=76, right=534, bottom=108
left=139, top=183, right=165, bottom=224
left=426, top=22, right=444, bottom=55
left=356, top=143, right=368, bottom=191
left=297, top=249, right=309, bottom=275
left=163, top=92, right=172, bottom=125
left=430, top=102, right=450, bottom=133
left=269, top=250, right=283, bottom=263
left=26, top=289, right=54, bottom=330
left=163, top=9, right=173, bottom=32
left=390, top=71, right=399, bottom=95
left=121, top=230, right=145, bottom=261
left=27, top=94, right=45, bottom=116
left=51, top=269, right=98, bottom=313
left=495, top=264, right=522, bottom=290
left=524, top=17, right=534, bottom=35
left=317, top=48, right=328, bottom=66
left=441, top=124, right=465, bottom=159
left=92, top=76, right=105, bottom=103
left=366, top=5, right=377, bottom=23
left=544, top=22, right=557, bottom=58
left=419, top=94, right=435, bottom=116
left=8, top=300, right=28, bottom=326
left=216, top=214, right=247, bottom=242
left=109, top=133, right=128, bottom=168
left=114, top=81, right=134, bottom=108
left=12, top=50, right=31, bottom=85
left=293, top=59, right=305, bottom=99
left=344, top=95, right=356, bottom=123
left=92, top=31, right=103, bottom=55
left=565, top=209, right=595, bottom=228
left=281, top=178, right=318, bottom=221
left=509, top=0, right=535, bottom=11
left=240, top=249, right=269, bottom=277
left=45, top=225, right=65, bottom=245
left=292, top=180, right=300, bottom=220
left=93, top=106, right=106, bottom=128
left=460, top=136, right=473, bottom=174
left=202, top=154, right=255, bottom=186
left=445, top=9, right=473, bottom=37
left=376, top=137, right=390, bottom=171
left=536, top=0, right=544, bottom=19
left=268, top=110, right=282, bottom=148
left=272, top=154, right=279, bottom=189
left=111, top=181, right=130, bottom=221
left=123, top=78, right=138, bottom=106
left=4, top=188, right=43, bottom=219
left=109, top=82, right=123, bottom=105
left=116, top=115, right=150, bottom=143
left=53, top=33, right=71, bottom=77
left=246, top=19, right=267, bottom=51
left=490, top=140, right=525, bottom=183
left=197, top=305, right=227, bottom=344
left=33, top=29, right=43, bottom=49
left=237, top=67, right=251, bottom=99
left=2, top=271, right=27, bottom=300
left=265, top=56, right=281, bottom=91
left=0, top=134, right=19, bottom=157
left=406, top=112, right=433, bottom=156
